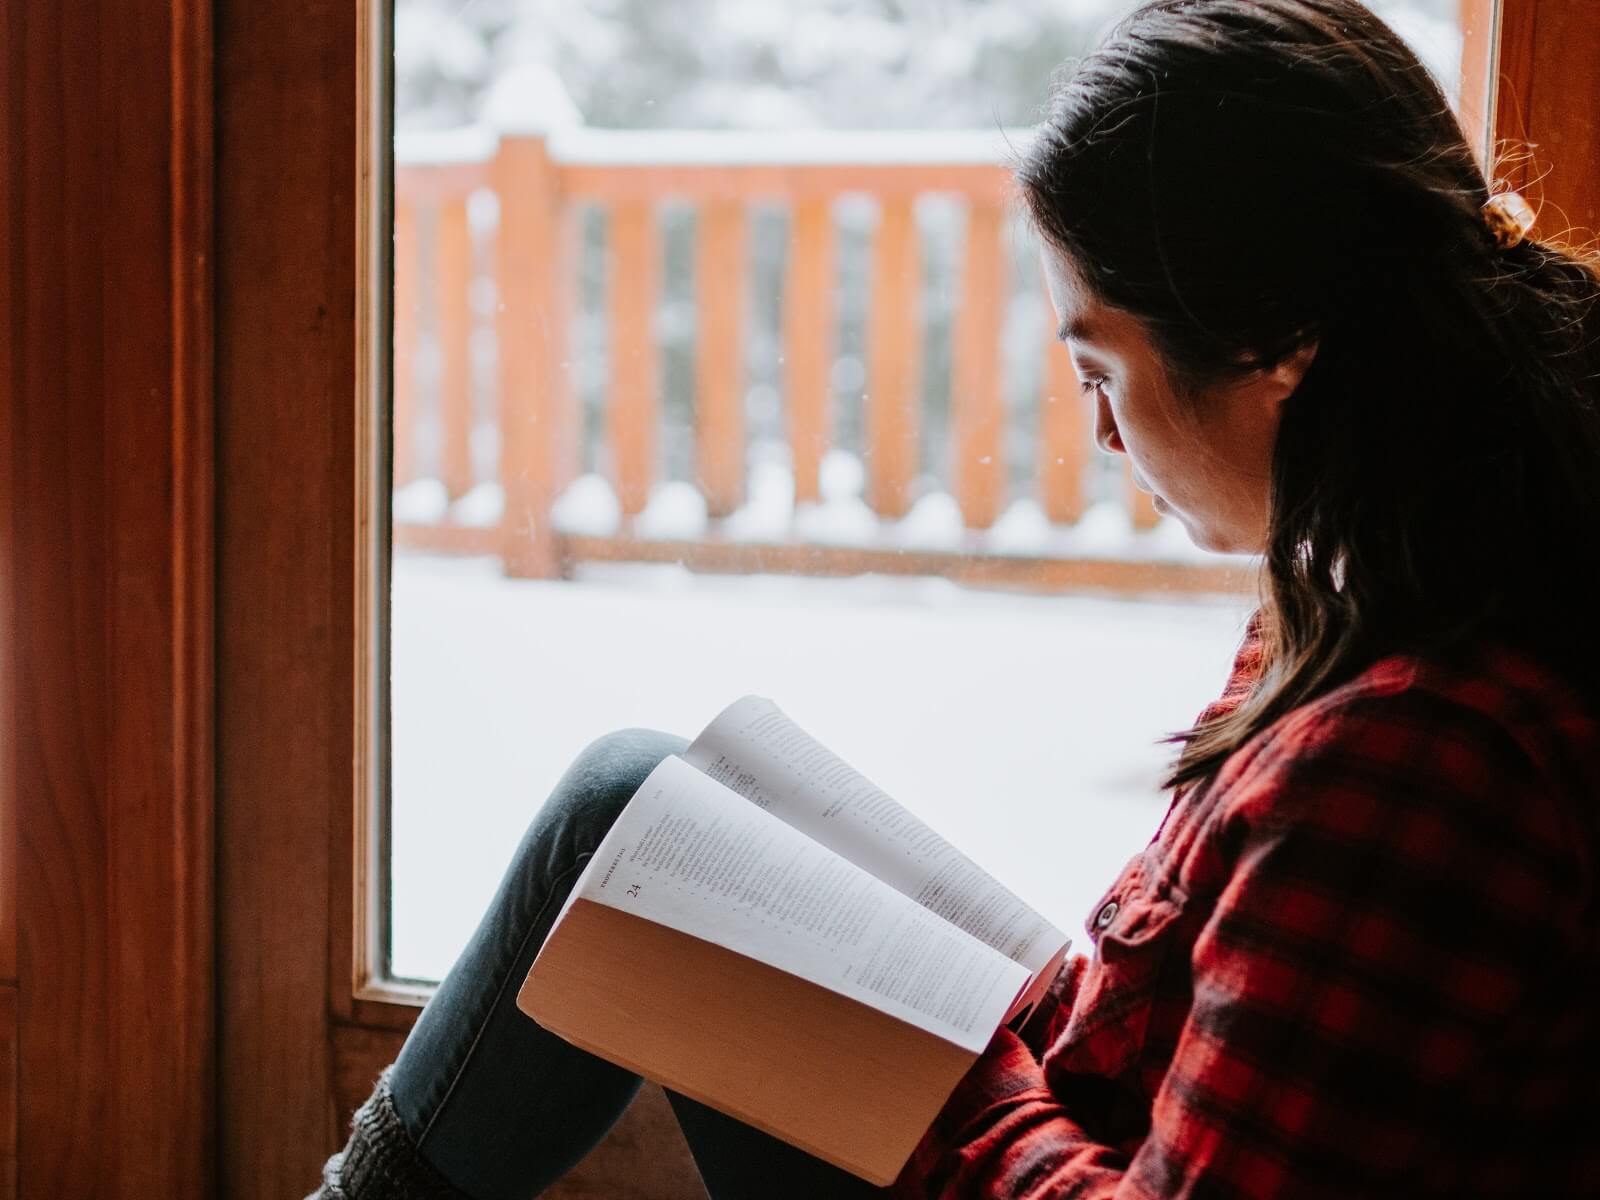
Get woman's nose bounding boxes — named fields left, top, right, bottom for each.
left=1093, top=395, right=1125, bottom=455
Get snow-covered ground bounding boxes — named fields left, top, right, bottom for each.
left=390, top=553, right=1256, bottom=980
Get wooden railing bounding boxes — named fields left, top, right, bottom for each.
left=392, top=124, right=1246, bottom=595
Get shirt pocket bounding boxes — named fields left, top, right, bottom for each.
left=1096, top=884, right=1187, bottom=967
left=1051, top=870, right=1191, bottom=1088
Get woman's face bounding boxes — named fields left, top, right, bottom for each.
left=1039, top=242, right=1316, bottom=556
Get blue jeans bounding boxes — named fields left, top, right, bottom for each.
left=389, top=728, right=894, bottom=1199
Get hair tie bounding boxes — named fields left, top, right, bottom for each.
left=1482, top=190, right=1536, bottom=250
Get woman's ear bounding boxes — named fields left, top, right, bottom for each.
left=1235, top=337, right=1319, bottom=415
left=1271, top=338, right=1320, bottom=398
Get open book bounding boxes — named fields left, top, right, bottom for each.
left=517, top=696, right=1071, bottom=1187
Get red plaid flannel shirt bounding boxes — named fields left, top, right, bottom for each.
left=891, top=611, right=1600, bottom=1198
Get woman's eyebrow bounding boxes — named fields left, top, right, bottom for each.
left=1056, top=315, right=1099, bottom=342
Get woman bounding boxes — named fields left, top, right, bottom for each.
left=314, top=1, right=1600, bottom=1196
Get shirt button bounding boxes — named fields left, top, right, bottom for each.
left=1095, top=900, right=1120, bottom=930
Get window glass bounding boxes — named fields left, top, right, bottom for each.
left=387, top=0, right=1473, bottom=982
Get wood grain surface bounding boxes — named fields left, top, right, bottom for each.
left=4, top=0, right=215, bottom=1194
left=1494, top=0, right=1600, bottom=236
left=214, top=0, right=358, bottom=1191
left=0, top=987, right=14, bottom=1200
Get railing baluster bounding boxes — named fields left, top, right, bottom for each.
left=609, top=200, right=659, bottom=519
left=952, top=200, right=1006, bottom=529
left=1040, top=300, right=1088, bottom=525
left=392, top=196, right=420, bottom=488
left=493, top=134, right=566, bottom=577
left=866, top=197, right=920, bottom=519
left=390, top=126, right=1235, bottom=591
left=695, top=199, right=748, bottom=519
left=783, top=197, right=834, bottom=505
left=437, top=197, right=475, bottom=499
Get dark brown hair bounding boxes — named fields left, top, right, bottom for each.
left=1015, top=0, right=1600, bottom=791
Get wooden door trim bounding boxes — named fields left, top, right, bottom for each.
left=214, top=0, right=366, bottom=1190
left=3, top=0, right=216, bottom=1194
left=1493, top=0, right=1600, bottom=234
left=1, top=18, right=23, bottom=1193
left=0, top=0, right=18, bottom=1006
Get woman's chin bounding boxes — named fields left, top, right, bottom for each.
left=1166, top=507, right=1248, bottom=556
left=1187, top=523, right=1261, bottom=557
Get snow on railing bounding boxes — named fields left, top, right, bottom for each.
left=390, top=119, right=1234, bottom=591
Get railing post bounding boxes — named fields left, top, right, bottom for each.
left=866, top=196, right=920, bottom=519
left=783, top=196, right=835, bottom=505
left=1039, top=297, right=1087, bottom=525
left=437, top=196, right=476, bottom=499
left=492, top=132, right=568, bottom=577
left=392, top=196, right=419, bottom=488
left=695, top=199, right=748, bottom=519
left=609, top=201, right=658, bottom=520
left=951, top=199, right=1006, bottom=529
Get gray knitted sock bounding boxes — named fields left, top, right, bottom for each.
left=307, top=1068, right=474, bottom=1200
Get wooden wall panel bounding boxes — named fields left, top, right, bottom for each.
left=0, top=0, right=16, bottom=999
left=3, top=0, right=214, bottom=1195
left=1494, top=0, right=1600, bottom=234
left=12, top=7, right=110, bottom=1189
left=214, top=0, right=358, bottom=1194
left=105, top=2, right=217, bottom=1192
left=0, top=987, right=14, bottom=1200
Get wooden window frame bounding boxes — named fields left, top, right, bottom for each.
left=2, top=0, right=1596, bottom=1194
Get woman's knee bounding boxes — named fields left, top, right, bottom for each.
left=545, top=726, right=690, bottom=845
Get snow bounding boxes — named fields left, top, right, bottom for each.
left=399, top=123, right=1041, bottom=167
left=453, top=481, right=504, bottom=527
left=1375, top=8, right=1464, bottom=100
left=531, top=445, right=1222, bottom=564
left=1069, top=500, right=1137, bottom=555
left=393, top=478, right=450, bottom=524
left=817, top=444, right=866, bottom=500
left=396, top=0, right=1464, bottom=140
left=789, top=495, right=879, bottom=548
left=982, top=497, right=1052, bottom=556
left=549, top=472, right=620, bottom=536
left=719, top=453, right=795, bottom=542
left=629, top=480, right=709, bottom=540
left=394, top=126, right=498, bottom=167
left=394, top=4, right=489, bottom=95
left=888, top=489, right=965, bottom=552
left=547, top=125, right=1037, bottom=166
left=389, top=553, right=1258, bottom=982
left=480, top=63, right=585, bottom=136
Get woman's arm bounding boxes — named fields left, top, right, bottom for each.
left=892, top=687, right=1589, bottom=1199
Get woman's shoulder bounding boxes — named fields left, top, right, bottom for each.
left=1288, top=636, right=1595, bottom=778
left=1207, top=633, right=1600, bottom=874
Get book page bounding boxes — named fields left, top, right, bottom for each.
left=682, top=696, right=1069, bottom=982
left=541, top=754, right=1030, bottom=1054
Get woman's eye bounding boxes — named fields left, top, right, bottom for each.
left=1079, top=375, right=1109, bottom=397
